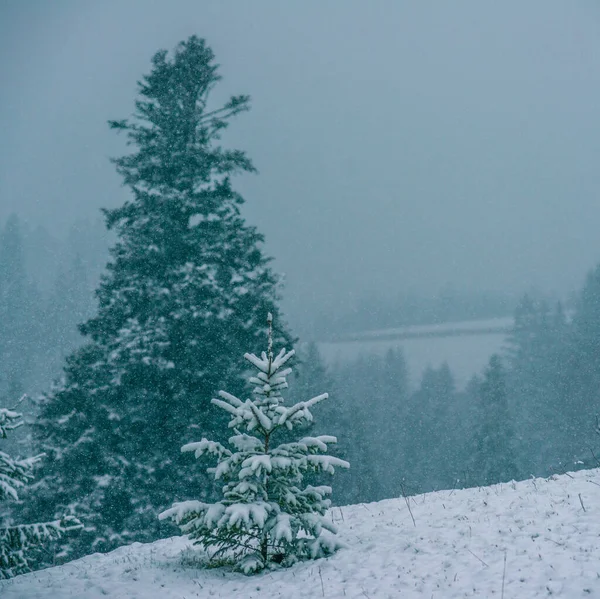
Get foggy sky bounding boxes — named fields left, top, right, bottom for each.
left=2, top=1, right=600, bottom=323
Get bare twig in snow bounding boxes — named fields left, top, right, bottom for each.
left=545, top=537, right=563, bottom=547
left=579, top=493, right=586, bottom=512
left=555, top=465, right=574, bottom=479
left=467, top=549, right=489, bottom=568
left=400, top=483, right=416, bottom=527
left=501, top=550, right=507, bottom=599
left=318, top=566, right=325, bottom=597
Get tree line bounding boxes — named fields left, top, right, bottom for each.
left=314, top=286, right=600, bottom=506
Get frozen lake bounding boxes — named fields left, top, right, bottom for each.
left=317, top=316, right=513, bottom=389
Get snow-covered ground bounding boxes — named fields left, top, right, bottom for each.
left=4, top=467, right=600, bottom=598
left=318, top=316, right=512, bottom=389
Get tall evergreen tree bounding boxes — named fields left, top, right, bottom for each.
left=471, top=355, right=519, bottom=485
left=30, top=36, right=293, bottom=560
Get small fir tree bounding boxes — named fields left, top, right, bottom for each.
left=0, top=400, right=81, bottom=578
left=159, top=314, right=349, bottom=574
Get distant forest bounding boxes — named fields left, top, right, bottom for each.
left=3, top=212, right=598, bottom=510
left=0, top=215, right=107, bottom=401
left=3, top=211, right=599, bottom=512
left=0, top=211, right=532, bottom=402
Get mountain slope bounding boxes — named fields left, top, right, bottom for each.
left=3, top=468, right=600, bottom=598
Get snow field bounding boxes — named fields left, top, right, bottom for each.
left=4, top=467, right=600, bottom=598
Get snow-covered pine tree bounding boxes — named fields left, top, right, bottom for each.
left=0, top=401, right=81, bottom=578
left=28, top=36, right=294, bottom=559
left=160, top=314, right=349, bottom=574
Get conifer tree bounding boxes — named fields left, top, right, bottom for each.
left=506, top=296, right=569, bottom=475
left=290, top=344, right=350, bottom=458
left=565, top=265, right=600, bottom=441
left=159, top=314, right=348, bottom=574
left=471, top=355, right=519, bottom=485
left=506, top=295, right=539, bottom=367
left=30, top=36, right=293, bottom=559
left=0, top=400, right=81, bottom=578
left=373, top=349, right=410, bottom=498
left=408, top=363, right=458, bottom=492
left=288, top=343, right=331, bottom=407
left=328, top=349, right=409, bottom=504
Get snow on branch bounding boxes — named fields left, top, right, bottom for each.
left=160, top=313, right=348, bottom=574
left=278, top=393, right=328, bottom=427
left=1, top=400, right=82, bottom=579
left=0, top=516, right=82, bottom=579
left=181, top=439, right=232, bottom=460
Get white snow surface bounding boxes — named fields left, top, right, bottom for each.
left=4, top=468, right=600, bottom=598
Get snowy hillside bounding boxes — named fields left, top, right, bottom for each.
left=4, top=468, right=600, bottom=598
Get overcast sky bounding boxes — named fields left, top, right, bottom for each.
left=2, top=1, right=600, bottom=322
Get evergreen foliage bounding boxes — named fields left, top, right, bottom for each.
left=506, top=296, right=569, bottom=475
left=408, top=363, right=464, bottom=492
left=471, top=355, right=519, bottom=485
left=29, top=36, right=293, bottom=560
left=329, top=349, right=409, bottom=503
left=159, top=314, right=348, bottom=574
left=565, top=266, right=600, bottom=434
left=0, top=402, right=81, bottom=579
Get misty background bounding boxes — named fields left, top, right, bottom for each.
left=2, top=1, right=600, bottom=336
left=3, top=2, right=600, bottom=571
